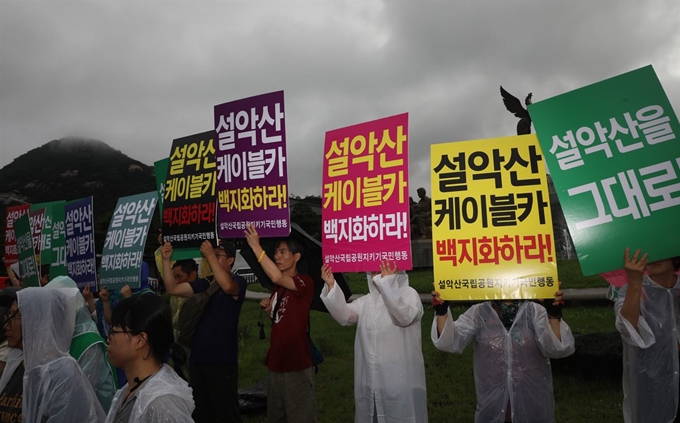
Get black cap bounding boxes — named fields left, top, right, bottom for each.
left=216, top=240, right=237, bottom=259
left=0, top=287, right=21, bottom=309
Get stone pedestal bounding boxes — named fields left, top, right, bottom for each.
left=411, top=239, right=433, bottom=268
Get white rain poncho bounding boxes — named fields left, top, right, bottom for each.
left=321, top=272, right=427, bottom=423
left=18, top=287, right=106, bottom=422
left=431, top=301, right=575, bottom=423
left=46, top=276, right=117, bottom=412
left=615, top=274, right=680, bottom=423
left=105, top=363, right=195, bottom=423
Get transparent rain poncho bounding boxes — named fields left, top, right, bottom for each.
left=431, top=301, right=575, bottom=423
left=46, top=276, right=117, bottom=412
left=105, top=364, right=195, bottom=423
left=615, top=274, right=680, bottom=423
left=18, top=287, right=106, bottom=422
left=321, top=272, right=428, bottom=423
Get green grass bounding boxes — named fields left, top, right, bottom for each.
left=237, top=299, right=623, bottom=423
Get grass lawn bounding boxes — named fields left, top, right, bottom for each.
left=237, top=297, right=622, bottom=423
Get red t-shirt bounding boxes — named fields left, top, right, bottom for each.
left=263, top=274, right=314, bottom=372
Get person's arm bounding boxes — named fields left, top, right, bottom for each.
left=430, top=291, right=477, bottom=354
left=99, top=287, right=113, bottom=325
left=320, top=263, right=360, bottom=326
left=82, top=285, right=96, bottom=315
left=260, top=297, right=272, bottom=318
left=161, top=242, right=194, bottom=298
left=432, top=291, right=449, bottom=337
left=7, top=265, right=20, bottom=287
left=533, top=301, right=575, bottom=359
left=619, top=248, right=647, bottom=330
left=373, top=261, right=422, bottom=327
left=245, top=224, right=298, bottom=291
left=200, top=241, right=240, bottom=296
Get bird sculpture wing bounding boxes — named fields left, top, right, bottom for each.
left=500, top=86, right=529, bottom=119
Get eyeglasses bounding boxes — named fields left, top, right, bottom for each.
left=108, top=328, right=136, bottom=337
left=2, top=310, right=21, bottom=329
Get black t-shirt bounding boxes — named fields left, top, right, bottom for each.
left=188, top=275, right=247, bottom=365
left=0, top=362, right=24, bottom=423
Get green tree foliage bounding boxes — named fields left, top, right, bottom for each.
left=290, top=195, right=322, bottom=240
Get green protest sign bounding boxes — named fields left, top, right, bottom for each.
left=529, top=65, right=680, bottom=275
left=99, top=192, right=157, bottom=291
left=15, top=214, right=40, bottom=287
left=31, top=201, right=67, bottom=278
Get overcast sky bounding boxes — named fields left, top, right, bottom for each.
left=1, top=0, right=678, bottom=197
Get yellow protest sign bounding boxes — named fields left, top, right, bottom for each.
left=430, top=135, right=557, bottom=300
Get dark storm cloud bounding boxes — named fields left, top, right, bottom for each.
left=1, top=0, right=678, bottom=196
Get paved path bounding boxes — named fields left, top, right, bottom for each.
left=245, top=287, right=610, bottom=303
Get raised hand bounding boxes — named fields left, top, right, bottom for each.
left=624, top=248, right=647, bottom=287
left=321, top=263, right=335, bottom=288
left=379, top=260, right=397, bottom=278
left=161, top=242, right=173, bottom=261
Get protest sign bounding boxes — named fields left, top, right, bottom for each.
left=65, top=196, right=97, bottom=290
left=29, top=207, right=45, bottom=257
left=322, top=113, right=411, bottom=272
left=431, top=135, right=557, bottom=300
left=15, top=214, right=40, bottom=287
left=154, top=158, right=168, bottom=216
left=3, top=204, right=30, bottom=268
left=100, top=192, right=157, bottom=290
left=214, top=90, right=290, bottom=238
left=529, top=65, right=680, bottom=275
left=31, top=201, right=67, bottom=278
left=162, top=131, right=217, bottom=250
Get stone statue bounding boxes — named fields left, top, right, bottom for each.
left=500, top=86, right=533, bottom=135
left=410, top=187, right=432, bottom=239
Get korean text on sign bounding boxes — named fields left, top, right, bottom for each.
left=529, top=65, right=680, bottom=275
left=4, top=204, right=30, bottom=266
left=431, top=135, right=557, bottom=301
left=214, top=90, right=290, bottom=238
left=163, top=131, right=217, bottom=250
left=322, top=113, right=411, bottom=272
left=100, top=192, right=157, bottom=291
left=65, top=197, right=97, bottom=291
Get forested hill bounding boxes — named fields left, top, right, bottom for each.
left=0, top=137, right=158, bottom=257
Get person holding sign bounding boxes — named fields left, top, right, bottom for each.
left=161, top=240, right=247, bottom=423
left=320, top=260, right=428, bottom=423
left=615, top=249, right=680, bottom=423
left=245, top=223, right=317, bottom=423
left=431, top=288, right=574, bottom=423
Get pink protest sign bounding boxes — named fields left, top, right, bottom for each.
left=601, top=268, right=680, bottom=287
left=214, top=91, right=290, bottom=238
left=322, top=113, right=411, bottom=272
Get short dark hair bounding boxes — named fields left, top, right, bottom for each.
left=673, top=257, right=680, bottom=272
left=111, top=295, right=173, bottom=362
left=216, top=240, right=236, bottom=259
left=172, top=259, right=198, bottom=275
left=275, top=237, right=304, bottom=257
left=40, top=265, right=50, bottom=278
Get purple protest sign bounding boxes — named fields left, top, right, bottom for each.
left=65, top=196, right=97, bottom=291
left=214, top=90, right=290, bottom=239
